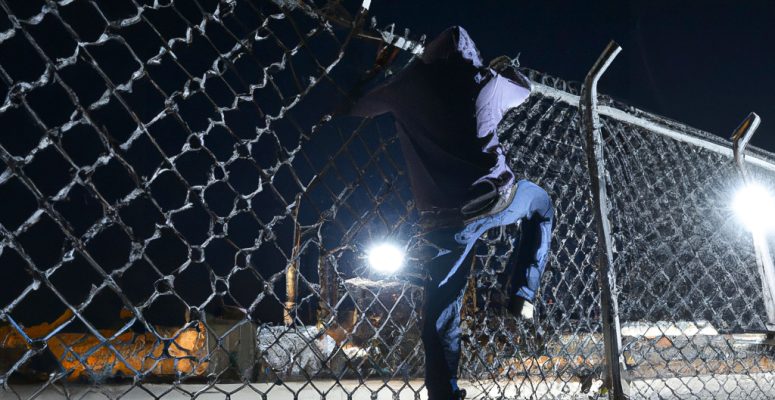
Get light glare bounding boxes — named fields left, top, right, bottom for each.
left=733, top=183, right=775, bottom=233
left=367, top=243, right=404, bottom=273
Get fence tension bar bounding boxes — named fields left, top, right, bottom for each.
left=580, top=40, right=630, bottom=400
left=730, top=113, right=775, bottom=332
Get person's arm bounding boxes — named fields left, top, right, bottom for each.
left=422, top=26, right=484, bottom=68
left=475, top=73, right=532, bottom=140
left=336, top=43, right=400, bottom=119
left=345, top=83, right=391, bottom=118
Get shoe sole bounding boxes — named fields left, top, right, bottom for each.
left=457, top=182, right=520, bottom=244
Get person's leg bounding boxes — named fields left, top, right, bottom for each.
left=457, top=180, right=551, bottom=245
left=507, top=182, right=554, bottom=307
left=511, top=215, right=553, bottom=303
left=422, top=288, right=452, bottom=399
left=457, top=179, right=553, bottom=317
left=421, top=181, right=552, bottom=397
left=435, top=257, right=472, bottom=398
left=420, top=226, right=475, bottom=400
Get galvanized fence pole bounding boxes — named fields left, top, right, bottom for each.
left=580, top=41, right=630, bottom=399
left=730, top=113, right=775, bottom=331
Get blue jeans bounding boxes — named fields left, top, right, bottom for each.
left=420, top=180, right=553, bottom=400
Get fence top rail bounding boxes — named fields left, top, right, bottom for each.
left=532, top=81, right=775, bottom=173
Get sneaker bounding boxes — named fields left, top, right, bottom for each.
left=508, top=297, right=534, bottom=320
left=464, top=183, right=516, bottom=225
left=460, top=180, right=500, bottom=218
left=456, top=182, right=519, bottom=244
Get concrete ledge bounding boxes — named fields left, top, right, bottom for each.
left=621, top=320, right=719, bottom=338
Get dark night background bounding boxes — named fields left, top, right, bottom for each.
left=371, top=1, right=775, bottom=152
left=1, top=0, right=774, bottom=334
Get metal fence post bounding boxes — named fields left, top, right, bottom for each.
left=580, top=41, right=629, bottom=399
left=730, top=113, right=775, bottom=331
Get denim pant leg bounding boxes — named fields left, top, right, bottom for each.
left=420, top=226, right=474, bottom=400
left=420, top=180, right=553, bottom=398
left=508, top=182, right=554, bottom=301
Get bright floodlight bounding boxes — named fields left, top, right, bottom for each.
left=367, top=243, right=405, bottom=273
left=733, top=183, right=775, bottom=233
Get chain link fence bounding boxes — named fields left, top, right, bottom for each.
left=1, top=0, right=775, bottom=399
left=600, top=108, right=775, bottom=399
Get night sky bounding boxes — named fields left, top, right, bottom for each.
left=371, top=1, right=775, bottom=152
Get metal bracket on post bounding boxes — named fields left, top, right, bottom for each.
left=730, top=113, right=775, bottom=332
left=580, top=41, right=629, bottom=400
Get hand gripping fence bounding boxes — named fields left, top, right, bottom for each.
left=2, top=1, right=775, bottom=399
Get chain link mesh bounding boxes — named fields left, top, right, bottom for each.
left=1, top=0, right=775, bottom=399
left=599, top=108, right=775, bottom=399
